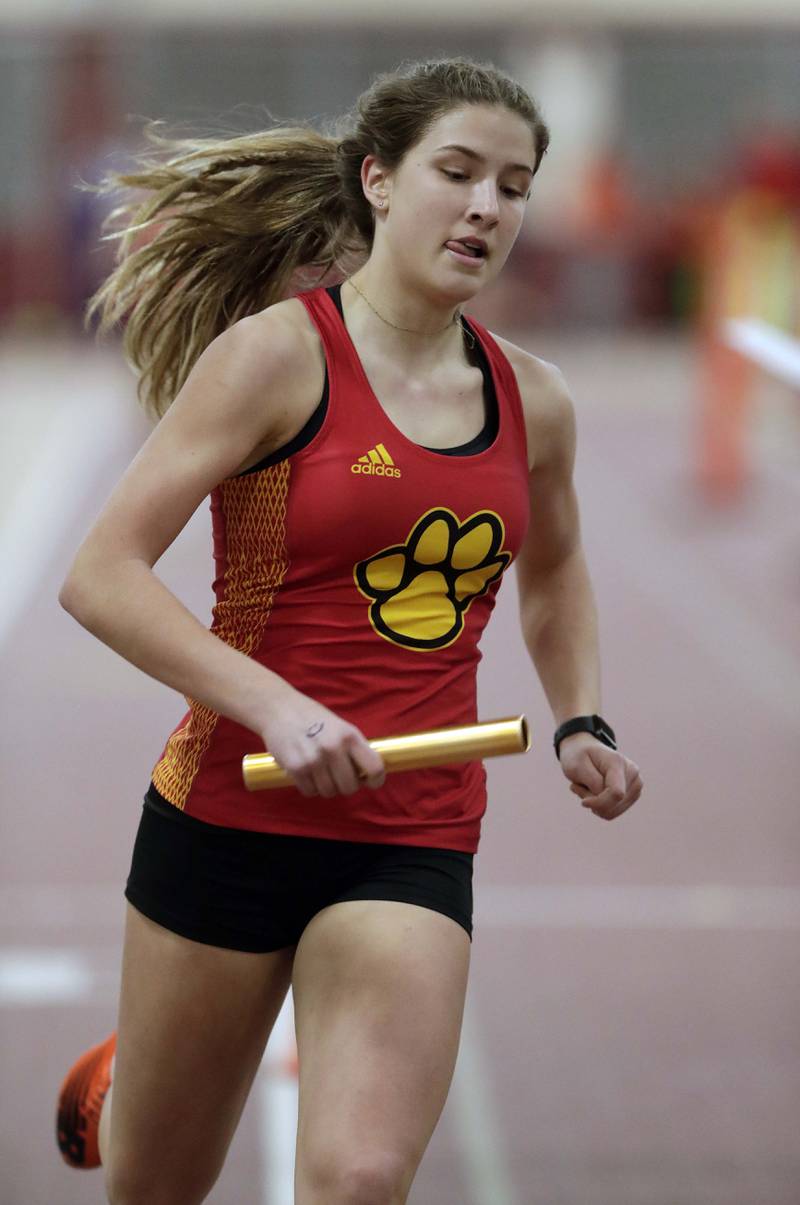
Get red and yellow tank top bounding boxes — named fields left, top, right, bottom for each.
left=148, top=283, right=530, bottom=852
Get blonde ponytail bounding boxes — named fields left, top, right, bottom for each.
left=86, top=122, right=366, bottom=417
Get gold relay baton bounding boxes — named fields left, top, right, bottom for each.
left=242, top=715, right=530, bottom=792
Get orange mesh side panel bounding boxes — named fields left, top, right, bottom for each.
left=152, top=462, right=291, bottom=809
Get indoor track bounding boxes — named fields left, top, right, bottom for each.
left=2, top=326, right=799, bottom=1205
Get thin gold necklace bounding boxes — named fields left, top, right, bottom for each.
left=346, top=277, right=475, bottom=349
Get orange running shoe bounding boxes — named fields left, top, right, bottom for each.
left=56, top=1033, right=116, bottom=1168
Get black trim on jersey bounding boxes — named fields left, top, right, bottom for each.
left=237, top=282, right=497, bottom=476
left=238, top=367, right=329, bottom=477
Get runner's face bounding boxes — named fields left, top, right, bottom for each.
left=380, top=104, right=535, bottom=298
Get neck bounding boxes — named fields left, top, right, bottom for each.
left=344, top=270, right=473, bottom=366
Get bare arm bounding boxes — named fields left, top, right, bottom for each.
left=510, top=352, right=643, bottom=820
left=514, top=365, right=600, bottom=725
left=60, top=305, right=385, bottom=796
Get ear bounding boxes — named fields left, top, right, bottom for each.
left=360, top=154, right=391, bottom=212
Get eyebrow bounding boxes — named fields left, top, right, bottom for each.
left=435, top=143, right=534, bottom=177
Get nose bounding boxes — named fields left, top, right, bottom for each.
left=467, top=179, right=500, bottom=224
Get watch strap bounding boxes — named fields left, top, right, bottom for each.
left=554, top=714, right=617, bottom=760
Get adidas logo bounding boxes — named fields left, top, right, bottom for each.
left=351, top=442, right=402, bottom=478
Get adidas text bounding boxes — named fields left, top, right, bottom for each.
left=351, top=462, right=402, bottom=478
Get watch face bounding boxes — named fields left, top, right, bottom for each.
left=596, top=720, right=617, bottom=748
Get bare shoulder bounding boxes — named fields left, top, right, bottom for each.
left=244, top=295, right=322, bottom=364
left=489, top=332, right=576, bottom=471
left=228, top=296, right=323, bottom=422
left=208, top=297, right=325, bottom=470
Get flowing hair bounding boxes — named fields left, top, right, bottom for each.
left=86, top=56, right=549, bottom=417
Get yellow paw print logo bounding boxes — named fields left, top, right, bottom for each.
left=354, top=508, right=511, bottom=650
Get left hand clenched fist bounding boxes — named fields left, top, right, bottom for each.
left=557, top=732, right=643, bottom=821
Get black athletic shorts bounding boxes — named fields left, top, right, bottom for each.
left=124, top=790, right=474, bottom=953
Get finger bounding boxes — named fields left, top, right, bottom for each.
left=597, top=756, right=627, bottom=801
left=628, top=771, right=643, bottom=798
left=586, top=754, right=628, bottom=807
left=327, top=750, right=367, bottom=796
left=598, top=773, right=644, bottom=820
left=582, top=791, right=624, bottom=817
left=578, top=761, right=605, bottom=795
left=585, top=798, right=624, bottom=820
left=611, top=758, right=628, bottom=795
left=582, top=783, right=624, bottom=812
left=350, top=744, right=386, bottom=790
left=310, top=760, right=340, bottom=798
left=604, top=799, right=635, bottom=821
left=290, top=766, right=319, bottom=798
left=606, top=796, right=635, bottom=820
left=614, top=772, right=643, bottom=810
left=566, top=749, right=619, bottom=804
left=589, top=788, right=626, bottom=813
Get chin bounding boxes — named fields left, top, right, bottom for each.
left=433, top=265, right=485, bottom=304
left=404, top=257, right=485, bottom=308
left=448, top=277, right=488, bottom=309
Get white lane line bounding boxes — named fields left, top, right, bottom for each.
left=257, top=991, right=298, bottom=1205
left=0, top=884, right=125, bottom=930
left=449, top=991, right=517, bottom=1205
left=476, top=884, right=800, bottom=929
left=0, top=949, right=94, bottom=1004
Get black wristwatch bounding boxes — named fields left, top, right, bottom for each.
left=553, top=714, right=617, bottom=760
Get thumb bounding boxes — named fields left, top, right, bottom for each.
left=566, top=753, right=605, bottom=793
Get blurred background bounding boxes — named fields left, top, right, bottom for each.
left=1, top=3, right=799, bottom=1204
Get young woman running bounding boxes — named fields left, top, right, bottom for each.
left=55, top=56, right=643, bottom=1205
